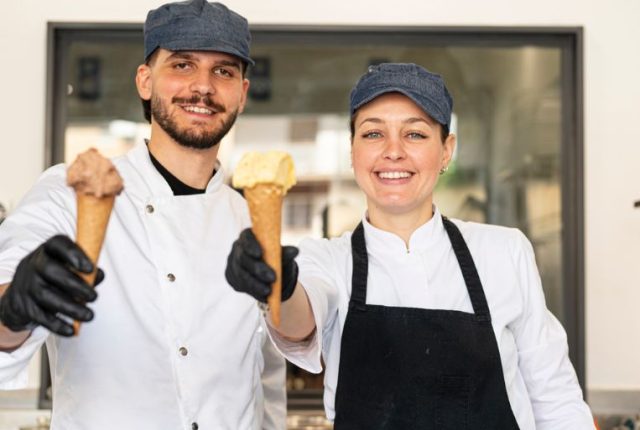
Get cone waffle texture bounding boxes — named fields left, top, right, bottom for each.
left=244, top=184, right=284, bottom=326
left=73, top=193, right=115, bottom=333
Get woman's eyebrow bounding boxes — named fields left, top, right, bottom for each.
left=403, top=117, right=432, bottom=125
left=357, top=117, right=383, bottom=128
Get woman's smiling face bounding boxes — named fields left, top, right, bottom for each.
left=351, top=92, right=455, bottom=218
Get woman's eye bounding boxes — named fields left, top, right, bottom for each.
left=407, top=132, right=427, bottom=139
left=362, top=131, right=382, bottom=139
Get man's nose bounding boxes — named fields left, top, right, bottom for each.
left=189, top=70, right=215, bottom=95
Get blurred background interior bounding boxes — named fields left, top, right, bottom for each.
left=0, top=9, right=639, bottom=429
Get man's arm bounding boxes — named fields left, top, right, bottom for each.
left=0, top=284, right=31, bottom=351
left=0, top=236, right=101, bottom=342
left=259, top=333, right=287, bottom=430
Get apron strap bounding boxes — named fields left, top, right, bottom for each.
left=349, top=222, right=368, bottom=310
left=441, top=217, right=492, bottom=322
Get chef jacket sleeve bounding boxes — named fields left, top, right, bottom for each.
left=259, top=325, right=287, bottom=430
left=509, top=230, right=595, bottom=430
left=0, top=165, right=75, bottom=387
left=266, top=237, right=341, bottom=374
left=0, top=327, right=48, bottom=389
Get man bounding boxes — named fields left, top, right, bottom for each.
left=0, top=1, right=286, bottom=429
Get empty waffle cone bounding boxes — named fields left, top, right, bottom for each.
left=244, top=184, right=284, bottom=327
left=73, top=193, right=115, bottom=334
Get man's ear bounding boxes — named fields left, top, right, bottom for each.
left=135, top=64, right=152, bottom=101
left=238, top=78, right=250, bottom=114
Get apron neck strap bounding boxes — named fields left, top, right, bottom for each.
left=350, top=222, right=368, bottom=310
left=441, top=217, right=491, bottom=322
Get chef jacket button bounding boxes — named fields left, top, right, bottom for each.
left=191, top=423, right=199, bottom=430
left=167, top=273, right=176, bottom=282
left=145, top=204, right=154, bottom=214
left=179, top=347, right=188, bottom=356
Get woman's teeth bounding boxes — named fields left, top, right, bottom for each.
left=377, top=171, right=411, bottom=179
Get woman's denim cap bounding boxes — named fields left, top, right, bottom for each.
left=349, top=63, right=453, bottom=130
left=144, top=0, right=254, bottom=66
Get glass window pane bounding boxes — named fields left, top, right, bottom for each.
left=60, top=30, right=567, bottom=398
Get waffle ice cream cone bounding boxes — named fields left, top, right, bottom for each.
left=233, top=152, right=296, bottom=327
left=75, top=194, right=115, bottom=286
left=244, top=184, right=284, bottom=325
left=67, top=148, right=123, bottom=335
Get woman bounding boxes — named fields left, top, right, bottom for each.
left=226, top=63, right=595, bottom=429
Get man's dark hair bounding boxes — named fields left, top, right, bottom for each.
left=140, top=54, right=249, bottom=124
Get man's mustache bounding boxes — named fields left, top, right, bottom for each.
left=172, top=95, right=226, bottom=113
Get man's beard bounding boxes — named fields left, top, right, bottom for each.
left=151, top=94, right=239, bottom=150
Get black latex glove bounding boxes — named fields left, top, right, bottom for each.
left=0, top=235, right=103, bottom=337
left=226, top=228, right=299, bottom=303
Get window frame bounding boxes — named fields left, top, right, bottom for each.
left=45, top=23, right=584, bottom=410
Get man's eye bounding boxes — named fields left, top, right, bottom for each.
left=174, top=62, right=191, bottom=70
left=214, top=68, right=233, bottom=77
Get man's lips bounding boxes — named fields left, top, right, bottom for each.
left=173, top=95, right=225, bottom=116
left=180, top=105, right=216, bottom=115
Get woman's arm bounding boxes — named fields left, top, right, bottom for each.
left=266, top=281, right=316, bottom=341
left=509, top=230, right=595, bottom=430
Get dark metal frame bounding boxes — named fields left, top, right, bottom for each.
left=44, top=23, right=584, bottom=409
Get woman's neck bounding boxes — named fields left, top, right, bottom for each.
left=366, top=202, right=435, bottom=247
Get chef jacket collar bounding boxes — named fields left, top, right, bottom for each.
left=128, top=141, right=225, bottom=196
left=361, top=205, right=447, bottom=254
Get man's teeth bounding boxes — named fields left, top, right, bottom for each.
left=183, top=106, right=213, bottom=115
left=377, top=171, right=412, bottom=179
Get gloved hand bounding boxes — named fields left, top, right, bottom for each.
left=226, top=228, right=299, bottom=303
left=0, top=235, right=102, bottom=337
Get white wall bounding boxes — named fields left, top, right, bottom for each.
left=1, top=0, right=639, bottom=392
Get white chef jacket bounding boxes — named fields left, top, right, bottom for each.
left=0, top=143, right=286, bottom=430
left=268, top=207, right=595, bottom=430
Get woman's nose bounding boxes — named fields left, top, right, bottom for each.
left=382, top=136, right=406, bottom=160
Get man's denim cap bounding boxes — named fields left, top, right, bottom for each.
left=350, top=63, right=453, bottom=130
left=144, top=0, right=254, bottom=66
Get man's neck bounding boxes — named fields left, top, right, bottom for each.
left=147, top=126, right=219, bottom=190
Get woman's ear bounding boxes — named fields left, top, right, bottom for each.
left=442, top=133, right=457, bottom=167
left=135, top=64, right=152, bottom=101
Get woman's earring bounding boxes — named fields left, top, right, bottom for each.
left=439, top=165, right=449, bottom=175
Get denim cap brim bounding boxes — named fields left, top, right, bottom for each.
left=145, top=35, right=255, bottom=66
left=144, top=0, right=254, bottom=66
left=349, top=63, right=453, bottom=130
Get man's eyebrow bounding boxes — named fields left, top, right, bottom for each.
left=164, top=53, right=241, bottom=70
left=216, top=59, right=242, bottom=70
left=166, top=52, right=196, bottom=61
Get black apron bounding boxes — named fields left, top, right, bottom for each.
left=333, top=217, right=520, bottom=429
